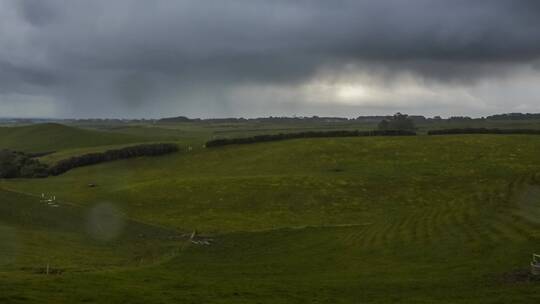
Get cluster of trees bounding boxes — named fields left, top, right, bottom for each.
left=206, top=129, right=416, bottom=147
left=49, top=143, right=178, bottom=176
left=378, top=113, right=416, bottom=131
left=0, top=150, right=49, bottom=178
left=447, top=116, right=474, bottom=122
left=428, top=128, right=540, bottom=135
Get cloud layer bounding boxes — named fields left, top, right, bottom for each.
left=1, top=0, right=540, bottom=118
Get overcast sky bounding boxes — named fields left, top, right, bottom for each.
left=1, top=0, right=540, bottom=118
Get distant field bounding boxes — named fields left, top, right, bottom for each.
left=2, top=123, right=540, bottom=302
left=0, top=123, right=152, bottom=153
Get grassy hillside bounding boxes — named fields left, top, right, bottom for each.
left=2, top=135, right=540, bottom=302
left=0, top=188, right=179, bottom=268
left=0, top=123, right=151, bottom=153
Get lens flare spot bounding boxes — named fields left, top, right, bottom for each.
left=86, top=203, right=125, bottom=241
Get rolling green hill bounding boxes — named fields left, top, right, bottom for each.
left=2, top=135, right=540, bottom=302
left=0, top=123, right=151, bottom=153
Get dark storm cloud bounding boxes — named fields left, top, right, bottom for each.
left=17, top=0, right=58, bottom=26
left=1, top=0, right=540, bottom=117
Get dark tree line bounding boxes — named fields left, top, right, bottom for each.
left=428, top=128, right=540, bottom=135
left=0, top=143, right=179, bottom=178
left=26, top=151, right=56, bottom=158
left=206, top=130, right=416, bottom=147
left=0, top=150, right=49, bottom=178
left=486, top=113, right=540, bottom=120
left=48, top=143, right=179, bottom=175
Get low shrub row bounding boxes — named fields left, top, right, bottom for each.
left=206, top=130, right=416, bottom=147
left=27, top=151, right=56, bottom=158
left=48, top=143, right=179, bottom=176
left=427, top=128, right=540, bottom=135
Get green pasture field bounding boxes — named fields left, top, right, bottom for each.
left=2, top=122, right=540, bottom=302
left=0, top=123, right=151, bottom=153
